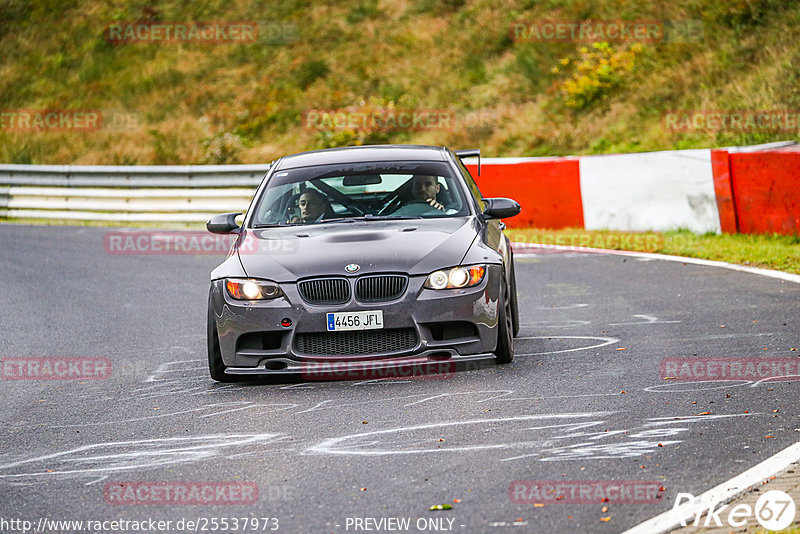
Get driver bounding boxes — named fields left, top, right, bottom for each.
left=410, top=175, right=445, bottom=211
left=292, top=189, right=336, bottom=223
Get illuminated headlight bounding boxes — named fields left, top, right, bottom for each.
left=225, top=278, right=284, bottom=300
left=424, top=265, right=485, bottom=289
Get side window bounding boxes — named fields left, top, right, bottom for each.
left=454, top=155, right=485, bottom=212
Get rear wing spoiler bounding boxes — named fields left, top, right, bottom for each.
left=454, top=149, right=480, bottom=176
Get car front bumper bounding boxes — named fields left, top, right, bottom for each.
left=209, top=265, right=504, bottom=375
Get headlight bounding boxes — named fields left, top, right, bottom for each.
left=424, top=265, right=485, bottom=289
left=225, top=278, right=284, bottom=300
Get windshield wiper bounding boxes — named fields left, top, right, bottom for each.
left=322, top=214, right=422, bottom=223
left=251, top=222, right=298, bottom=228
left=320, top=217, right=358, bottom=223
left=367, top=215, right=423, bottom=220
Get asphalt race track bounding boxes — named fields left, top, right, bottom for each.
left=1, top=224, right=799, bottom=533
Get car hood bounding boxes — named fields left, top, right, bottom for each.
left=237, top=218, right=479, bottom=281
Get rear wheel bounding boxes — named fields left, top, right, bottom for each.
left=207, top=300, right=238, bottom=383
left=494, top=277, right=515, bottom=364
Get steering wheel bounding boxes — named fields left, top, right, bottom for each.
left=377, top=192, right=404, bottom=216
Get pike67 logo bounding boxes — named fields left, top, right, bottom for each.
left=674, top=489, right=796, bottom=530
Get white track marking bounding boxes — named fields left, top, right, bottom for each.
left=144, top=359, right=202, bottom=382
left=750, top=374, right=800, bottom=387
left=536, top=303, right=589, bottom=310
left=516, top=335, right=619, bottom=355
left=685, top=332, right=775, bottom=341
left=534, top=440, right=683, bottom=462
left=492, top=393, right=622, bottom=402
left=645, top=380, right=752, bottom=392
left=513, top=243, right=800, bottom=284
left=623, top=441, right=800, bottom=534
left=280, top=383, right=315, bottom=389
left=307, top=411, right=741, bottom=463
left=645, top=413, right=762, bottom=422
left=307, top=413, right=614, bottom=457
left=519, top=320, right=591, bottom=328
left=293, top=390, right=517, bottom=414
left=609, top=314, right=682, bottom=325
left=353, top=379, right=413, bottom=385
left=0, top=434, right=285, bottom=479
left=198, top=402, right=299, bottom=418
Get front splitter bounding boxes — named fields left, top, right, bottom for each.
left=224, top=351, right=497, bottom=377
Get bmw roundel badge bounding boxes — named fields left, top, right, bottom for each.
left=345, top=263, right=360, bottom=273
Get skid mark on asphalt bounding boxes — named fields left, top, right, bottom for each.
left=0, top=434, right=288, bottom=480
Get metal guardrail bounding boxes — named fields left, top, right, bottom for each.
left=0, top=164, right=269, bottom=222
left=2, top=141, right=795, bottom=225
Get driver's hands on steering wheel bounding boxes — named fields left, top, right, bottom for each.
left=424, top=198, right=445, bottom=211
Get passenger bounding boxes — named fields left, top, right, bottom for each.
left=410, top=175, right=445, bottom=211
left=293, top=190, right=336, bottom=223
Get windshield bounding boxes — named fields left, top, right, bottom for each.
left=249, top=160, right=470, bottom=226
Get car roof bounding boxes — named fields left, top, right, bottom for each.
left=273, top=145, right=449, bottom=170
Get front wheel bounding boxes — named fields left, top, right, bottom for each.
left=509, top=248, right=520, bottom=337
left=494, top=277, right=515, bottom=364
left=207, top=300, right=238, bottom=383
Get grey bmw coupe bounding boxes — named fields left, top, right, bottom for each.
left=206, top=145, right=520, bottom=382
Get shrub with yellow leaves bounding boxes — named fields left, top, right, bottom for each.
left=557, top=42, right=644, bottom=110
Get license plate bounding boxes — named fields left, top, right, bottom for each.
left=327, top=311, right=383, bottom=331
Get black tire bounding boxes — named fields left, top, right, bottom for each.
left=509, top=248, right=520, bottom=337
left=207, top=300, right=238, bottom=383
left=494, top=276, right=515, bottom=364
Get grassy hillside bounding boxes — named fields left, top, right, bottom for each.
left=1, top=0, right=799, bottom=164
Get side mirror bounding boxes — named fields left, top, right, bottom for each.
left=482, top=198, right=520, bottom=220
left=207, top=212, right=242, bottom=234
